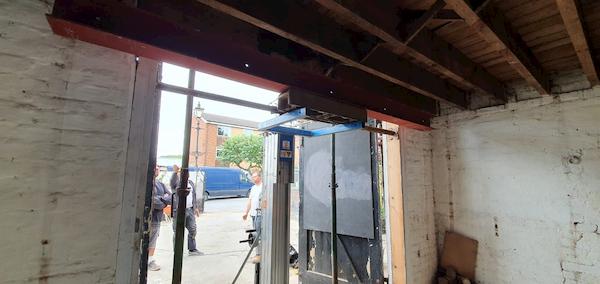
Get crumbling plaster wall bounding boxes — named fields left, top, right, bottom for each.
left=0, top=1, right=138, bottom=283
left=431, top=86, right=600, bottom=283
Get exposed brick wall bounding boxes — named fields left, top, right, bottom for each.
left=188, top=122, right=260, bottom=168
left=431, top=88, right=600, bottom=283
left=188, top=117, right=208, bottom=167
left=0, top=1, right=135, bottom=283
left=205, top=124, right=219, bottom=166
left=398, top=127, right=438, bottom=284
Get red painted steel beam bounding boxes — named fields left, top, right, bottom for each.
left=48, top=2, right=286, bottom=93
left=47, top=0, right=432, bottom=130
left=47, top=16, right=286, bottom=92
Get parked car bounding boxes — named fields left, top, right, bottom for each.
left=162, top=166, right=253, bottom=200
left=199, top=167, right=253, bottom=199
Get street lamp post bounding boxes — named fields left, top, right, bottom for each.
left=193, top=102, right=205, bottom=213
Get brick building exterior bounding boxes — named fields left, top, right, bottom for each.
left=189, top=113, right=259, bottom=168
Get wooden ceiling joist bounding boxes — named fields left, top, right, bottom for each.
left=445, top=0, right=551, bottom=95
left=400, top=9, right=463, bottom=21
left=403, top=0, right=447, bottom=44
left=556, top=0, right=599, bottom=85
left=197, top=0, right=468, bottom=109
left=312, top=0, right=507, bottom=102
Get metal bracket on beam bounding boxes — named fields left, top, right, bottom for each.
left=259, top=108, right=308, bottom=129
left=259, top=107, right=395, bottom=137
left=258, top=107, right=365, bottom=137
left=266, top=122, right=365, bottom=137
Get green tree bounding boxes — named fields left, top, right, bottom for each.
left=218, top=134, right=263, bottom=170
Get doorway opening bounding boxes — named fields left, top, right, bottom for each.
left=141, top=62, right=302, bottom=284
left=138, top=61, right=398, bottom=284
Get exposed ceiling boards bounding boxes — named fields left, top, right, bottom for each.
left=436, top=0, right=592, bottom=85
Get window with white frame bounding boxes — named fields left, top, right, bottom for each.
left=217, top=126, right=231, bottom=137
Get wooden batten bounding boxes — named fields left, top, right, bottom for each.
left=383, top=122, right=407, bottom=284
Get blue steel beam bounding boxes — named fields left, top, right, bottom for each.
left=310, top=121, right=364, bottom=137
left=260, top=108, right=366, bottom=137
left=265, top=122, right=365, bottom=137
left=268, top=126, right=315, bottom=137
left=258, top=108, right=307, bottom=130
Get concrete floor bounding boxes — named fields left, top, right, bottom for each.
left=148, top=194, right=299, bottom=284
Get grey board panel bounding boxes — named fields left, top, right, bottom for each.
left=301, top=125, right=374, bottom=239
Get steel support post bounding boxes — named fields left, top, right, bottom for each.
left=139, top=67, right=162, bottom=284
left=172, top=69, right=195, bottom=284
left=330, top=133, right=338, bottom=284
left=260, top=133, right=294, bottom=284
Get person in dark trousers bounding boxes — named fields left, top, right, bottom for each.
left=171, top=165, right=202, bottom=256
left=149, top=166, right=171, bottom=271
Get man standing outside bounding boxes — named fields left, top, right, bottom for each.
left=242, top=171, right=263, bottom=263
left=171, top=165, right=203, bottom=256
left=149, top=166, right=171, bottom=271
left=169, top=164, right=180, bottom=193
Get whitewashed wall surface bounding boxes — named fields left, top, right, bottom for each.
left=431, top=88, right=600, bottom=284
left=398, top=128, right=438, bottom=284
left=0, top=1, right=136, bottom=283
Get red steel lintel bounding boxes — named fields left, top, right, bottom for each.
left=47, top=16, right=287, bottom=93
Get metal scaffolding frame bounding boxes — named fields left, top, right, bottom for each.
left=260, top=133, right=295, bottom=284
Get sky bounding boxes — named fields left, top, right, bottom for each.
left=157, top=63, right=279, bottom=156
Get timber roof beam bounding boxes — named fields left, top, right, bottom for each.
left=445, top=0, right=551, bottom=95
left=197, top=0, right=469, bottom=108
left=313, top=0, right=507, bottom=102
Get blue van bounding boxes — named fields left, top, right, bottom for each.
left=162, top=166, right=253, bottom=199
left=200, top=167, right=254, bottom=199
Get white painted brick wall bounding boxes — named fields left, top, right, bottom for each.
left=0, top=1, right=135, bottom=283
left=398, top=128, right=438, bottom=284
left=431, top=88, right=600, bottom=283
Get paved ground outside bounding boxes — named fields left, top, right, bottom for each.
left=148, top=190, right=300, bottom=284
